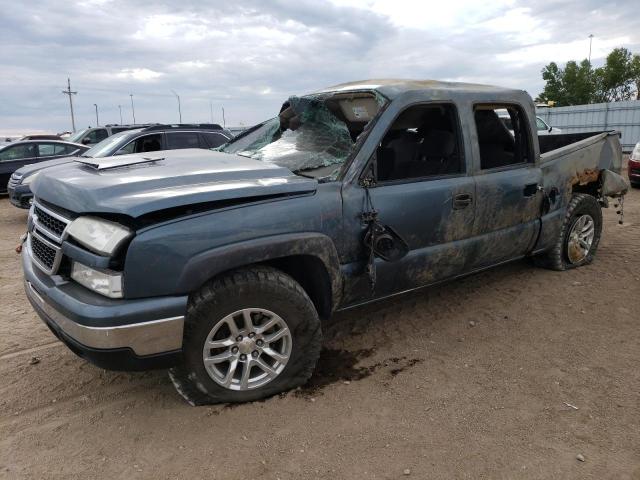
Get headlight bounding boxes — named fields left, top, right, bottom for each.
left=71, top=261, right=123, bottom=298
left=631, top=143, right=640, bottom=161
left=21, top=172, right=38, bottom=185
left=66, top=216, right=132, bottom=256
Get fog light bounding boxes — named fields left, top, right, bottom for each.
left=71, top=261, right=123, bottom=298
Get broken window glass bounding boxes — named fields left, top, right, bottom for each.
left=219, top=95, right=363, bottom=179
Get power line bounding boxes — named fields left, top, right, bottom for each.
left=62, top=78, right=77, bottom=131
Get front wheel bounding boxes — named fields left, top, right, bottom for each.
left=169, top=266, right=322, bottom=405
left=534, top=193, right=602, bottom=271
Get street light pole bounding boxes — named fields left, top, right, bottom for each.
left=118, top=105, right=123, bottom=124
left=209, top=100, right=214, bottom=123
left=588, top=34, right=594, bottom=66
left=171, top=90, right=182, bottom=123
left=93, top=103, right=99, bottom=126
left=130, top=94, right=136, bottom=124
left=62, top=78, right=77, bottom=132
left=221, top=106, right=226, bottom=128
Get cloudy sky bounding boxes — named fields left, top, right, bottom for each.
left=1, top=0, right=639, bottom=134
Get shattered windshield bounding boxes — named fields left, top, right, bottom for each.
left=219, top=96, right=363, bottom=179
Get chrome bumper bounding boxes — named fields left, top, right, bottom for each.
left=26, top=281, right=184, bottom=356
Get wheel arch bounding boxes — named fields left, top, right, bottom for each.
left=176, top=233, right=342, bottom=318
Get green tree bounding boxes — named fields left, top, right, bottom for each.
left=536, top=60, right=594, bottom=106
left=593, top=48, right=636, bottom=102
left=537, top=47, right=640, bottom=105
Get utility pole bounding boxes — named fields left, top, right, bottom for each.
left=209, top=100, right=214, bottom=123
left=62, top=78, right=77, bottom=132
left=221, top=106, right=226, bottom=127
left=588, top=34, right=594, bottom=66
left=93, top=103, right=99, bottom=126
left=171, top=90, right=182, bottom=123
left=129, top=94, right=136, bottom=124
left=118, top=105, right=123, bottom=124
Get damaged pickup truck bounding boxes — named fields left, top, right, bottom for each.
left=21, top=79, right=628, bottom=405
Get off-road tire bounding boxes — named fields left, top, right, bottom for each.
left=169, top=266, right=322, bottom=405
left=533, top=193, right=602, bottom=271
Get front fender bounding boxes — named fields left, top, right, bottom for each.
left=175, top=232, right=342, bottom=307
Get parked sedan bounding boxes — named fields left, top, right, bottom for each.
left=2, top=140, right=88, bottom=202
left=629, top=142, right=640, bottom=188
left=8, top=124, right=233, bottom=208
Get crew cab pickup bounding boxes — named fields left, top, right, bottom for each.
left=21, top=80, right=628, bottom=405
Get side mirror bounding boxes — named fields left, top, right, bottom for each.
left=81, top=138, right=91, bottom=145
left=548, top=126, right=553, bottom=133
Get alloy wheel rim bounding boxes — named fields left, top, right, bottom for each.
left=202, top=308, right=292, bottom=391
left=567, top=214, right=595, bottom=264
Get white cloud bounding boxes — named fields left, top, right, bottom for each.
left=0, top=0, right=638, bottom=131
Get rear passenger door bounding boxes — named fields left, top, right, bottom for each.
left=0, top=144, right=38, bottom=190
left=470, top=104, right=543, bottom=268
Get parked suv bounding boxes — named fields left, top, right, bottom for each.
left=8, top=124, right=232, bottom=208
left=1, top=140, right=88, bottom=199
left=65, top=124, right=155, bottom=146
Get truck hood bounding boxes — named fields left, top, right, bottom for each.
left=31, top=149, right=317, bottom=217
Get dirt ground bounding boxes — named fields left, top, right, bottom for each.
left=1, top=179, right=639, bottom=480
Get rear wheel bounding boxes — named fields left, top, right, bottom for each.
left=534, top=193, right=602, bottom=271
left=169, top=266, right=322, bottom=405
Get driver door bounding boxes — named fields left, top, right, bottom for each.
left=340, top=102, right=476, bottom=304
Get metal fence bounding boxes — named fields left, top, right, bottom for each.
left=536, top=100, right=640, bottom=152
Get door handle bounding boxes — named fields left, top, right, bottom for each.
left=453, top=193, right=473, bottom=210
left=523, top=183, right=538, bottom=197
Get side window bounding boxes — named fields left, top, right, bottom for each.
left=120, top=134, right=163, bottom=154
left=92, top=129, right=109, bottom=143
left=201, top=132, right=229, bottom=148
left=536, top=117, right=548, bottom=131
left=166, top=132, right=201, bottom=149
left=376, top=103, right=463, bottom=182
left=37, top=143, right=56, bottom=156
left=474, top=105, right=531, bottom=170
left=0, top=144, right=37, bottom=161
left=61, top=144, right=79, bottom=154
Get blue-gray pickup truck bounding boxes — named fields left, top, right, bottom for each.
left=21, top=79, right=628, bottom=405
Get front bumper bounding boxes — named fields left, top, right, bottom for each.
left=22, top=243, right=188, bottom=371
left=629, top=159, right=640, bottom=185
left=8, top=182, right=33, bottom=209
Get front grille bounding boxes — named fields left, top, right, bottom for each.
left=31, top=234, right=57, bottom=271
left=8, top=178, right=20, bottom=189
left=34, top=205, right=67, bottom=238
left=28, top=200, right=70, bottom=275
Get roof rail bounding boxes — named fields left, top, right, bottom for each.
left=142, top=123, right=223, bottom=132
left=104, top=123, right=159, bottom=128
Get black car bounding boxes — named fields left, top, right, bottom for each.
left=1, top=140, right=88, bottom=197
left=8, top=124, right=233, bottom=208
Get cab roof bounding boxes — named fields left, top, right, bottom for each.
left=316, top=78, right=527, bottom=100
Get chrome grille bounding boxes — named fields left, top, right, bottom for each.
left=8, top=174, right=21, bottom=189
left=31, top=234, right=57, bottom=270
left=28, top=200, right=71, bottom=275
left=34, top=205, right=67, bottom=237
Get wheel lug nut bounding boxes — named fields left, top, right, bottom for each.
left=236, top=335, right=243, bottom=342
left=248, top=332, right=255, bottom=338
left=256, top=339, right=264, bottom=347
left=252, top=350, right=259, bottom=358
left=231, top=346, right=239, bottom=354
left=240, top=354, right=247, bottom=361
